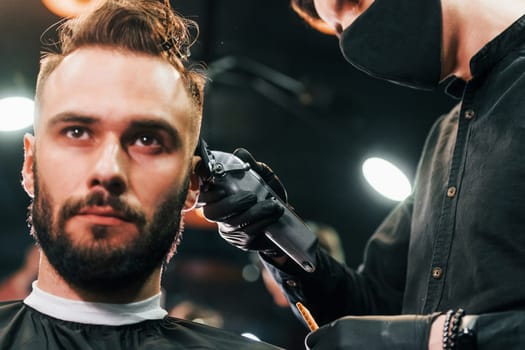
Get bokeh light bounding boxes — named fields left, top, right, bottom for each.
left=0, top=97, right=34, bottom=132
left=362, top=157, right=412, bottom=201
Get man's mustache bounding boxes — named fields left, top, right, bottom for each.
left=59, top=190, right=147, bottom=227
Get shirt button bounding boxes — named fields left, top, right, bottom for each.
left=286, top=280, right=297, bottom=288
left=432, top=267, right=443, bottom=279
left=447, top=186, right=457, bottom=198
left=464, top=109, right=475, bottom=120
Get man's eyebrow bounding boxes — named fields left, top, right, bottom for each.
left=48, top=113, right=98, bottom=127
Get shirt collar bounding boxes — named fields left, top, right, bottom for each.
left=24, top=281, right=168, bottom=325
left=445, top=14, right=525, bottom=99
left=470, top=14, right=525, bottom=77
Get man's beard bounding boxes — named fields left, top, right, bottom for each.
left=29, top=164, right=190, bottom=294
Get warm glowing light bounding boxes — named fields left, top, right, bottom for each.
left=0, top=97, right=35, bottom=132
left=184, top=207, right=218, bottom=230
left=362, top=157, right=412, bottom=201
left=42, top=0, right=104, bottom=18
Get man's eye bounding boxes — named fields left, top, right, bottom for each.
left=64, top=127, right=90, bottom=139
left=134, top=134, right=161, bottom=147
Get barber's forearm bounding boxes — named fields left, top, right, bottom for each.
left=428, top=314, right=444, bottom=350
left=428, top=314, right=477, bottom=350
left=430, top=310, right=525, bottom=350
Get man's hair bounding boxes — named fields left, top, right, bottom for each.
left=35, top=0, right=206, bottom=136
left=290, top=0, right=337, bottom=35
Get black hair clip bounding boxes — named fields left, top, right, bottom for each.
left=160, top=37, right=176, bottom=51
left=160, top=37, right=191, bottom=59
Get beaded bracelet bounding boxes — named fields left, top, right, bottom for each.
left=443, top=308, right=466, bottom=350
left=450, top=308, right=466, bottom=349
left=442, top=309, right=454, bottom=350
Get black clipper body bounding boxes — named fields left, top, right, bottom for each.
left=195, top=140, right=317, bottom=273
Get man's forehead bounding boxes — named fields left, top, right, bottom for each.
left=51, top=46, right=183, bottom=91
left=39, top=46, right=192, bottom=131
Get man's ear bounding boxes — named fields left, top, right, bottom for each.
left=21, top=133, right=35, bottom=198
left=182, top=156, right=201, bottom=213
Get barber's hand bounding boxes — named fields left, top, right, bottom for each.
left=306, top=314, right=437, bottom=350
left=199, top=148, right=287, bottom=257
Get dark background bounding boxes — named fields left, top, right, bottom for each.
left=0, top=1, right=456, bottom=348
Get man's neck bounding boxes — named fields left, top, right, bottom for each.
left=36, top=254, right=162, bottom=303
left=441, top=0, right=525, bottom=81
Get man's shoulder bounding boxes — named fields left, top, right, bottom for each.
left=0, top=300, right=26, bottom=326
left=0, top=301, right=27, bottom=344
left=0, top=300, right=24, bottom=316
left=161, top=316, right=283, bottom=349
left=0, top=306, right=283, bottom=349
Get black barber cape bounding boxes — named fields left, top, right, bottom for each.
left=0, top=300, right=281, bottom=349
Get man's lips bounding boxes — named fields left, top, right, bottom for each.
left=75, top=207, right=133, bottom=225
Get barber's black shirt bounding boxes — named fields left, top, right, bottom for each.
left=266, top=14, right=525, bottom=349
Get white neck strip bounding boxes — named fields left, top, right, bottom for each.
left=24, top=281, right=167, bottom=326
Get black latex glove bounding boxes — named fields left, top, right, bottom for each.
left=232, top=148, right=288, bottom=202
left=306, top=314, right=438, bottom=350
left=199, top=148, right=287, bottom=256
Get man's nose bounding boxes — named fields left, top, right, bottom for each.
left=88, top=138, right=128, bottom=196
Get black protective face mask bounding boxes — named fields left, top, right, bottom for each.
left=339, top=0, right=443, bottom=90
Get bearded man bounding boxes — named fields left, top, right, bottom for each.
left=0, top=1, right=280, bottom=349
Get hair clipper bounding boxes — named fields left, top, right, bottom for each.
left=195, top=139, right=317, bottom=273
